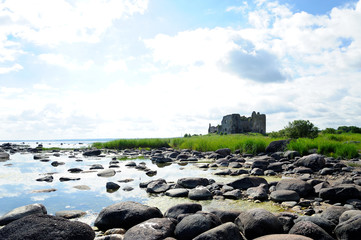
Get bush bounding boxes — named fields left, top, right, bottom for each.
left=338, top=126, right=361, bottom=134
left=323, top=128, right=337, bottom=134
left=283, top=120, right=319, bottom=139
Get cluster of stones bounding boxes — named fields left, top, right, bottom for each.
left=1, top=201, right=361, bottom=239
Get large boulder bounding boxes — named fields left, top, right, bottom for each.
left=0, top=152, right=10, bottom=160
left=294, top=154, right=325, bottom=171
left=319, top=185, right=360, bottom=203
left=94, top=201, right=163, bottom=231
left=177, top=177, right=209, bottom=189
left=246, top=183, right=268, bottom=201
left=275, top=179, right=313, bottom=197
left=265, top=140, right=289, bottom=153
left=83, top=149, right=101, bottom=156
left=188, top=187, right=213, bottom=200
left=97, top=169, right=116, bottom=177
left=270, top=190, right=300, bottom=202
left=209, top=209, right=242, bottom=223
left=215, top=148, right=231, bottom=157
left=193, top=222, right=242, bottom=240
left=339, top=210, right=361, bottom=223
left=146, top=179, right=171, bottom=193
left=288, top=221, right=334, bottom=240
left=235, top=208, right=283, bottom=239
left=253, top=234, right=313, bottom=240
left=123, top=218, right=176, bottom=240
left=0, top=203, right=47, bottom=226
left=165, top=188, right=189, bottom=197
left=320, top=206, right=348, bottom=225
left=174, top=212, right=221, bottom=240
left=164, top=203, right=202, bottom=219
left=0, top=214, right=94, bottom=240
left=227, top=176, right=268, bottom=190
left=294, top=216, right=335, bottom=235
left=335, top=215, right=361, bottom=240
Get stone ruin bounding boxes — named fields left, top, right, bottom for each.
left=208, top=111, right=266, bottom=134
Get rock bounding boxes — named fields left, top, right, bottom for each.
left=253, top=234, right=313, bottom=240
left=235, top=208, right=283, bottom=239
left=339, top=210, right=361, bottom=223
left=251, top=160, right=269, bottom=170
left=83, top=149, right=101, bottom=156
left=320, top=167, right=334, bottom=175
left=165, top=188, right=189, bottom=197
left=36, top=175, right=53, bottom=182
left=250, top=168, right=264, bottom=176
left=320, top=206, right=348, bottom=225
left=68, top=168, right=83, bottom=173
left=146, top=179, right=171, bottom=193
left=270, top=190, right=300, bottom=202
left=122, top=186, right=134, bottom=191
left=104, top=228, right=126, bottom=235
left=188, top=187, right=213, bottom=200
left=265, top=140, right=289, bottom=153
left=55, top=210, right=86, bottom=219
left=293, top=167, right=314, bottom=174
left=284, top=150, right=301, bottom=159
left=215, top=148, right=231, bottom=157
left=275, top=179, right=313, bottom=197
left=193, top=222, right=242, bottom=240
left=97, top=169, right=116, bottom=177
left=0, top=152, right=10, bottom=160
left=177, top=177, right=209, bottom=189
left=123, top=218, right=176, bottom=240
left=0, top=214, right=94, bottom=240
left=214, top=169, right=232, bottom=175
left=59, top=177, right=80, bottom=182
left=31, top=188, right=57, bottom=193
left=319, top=185, right=360, bottom=203
left=90, top=164, right=104, bottom=170
left=106, top=182, right=120, bottom=192
left=125, top=161, right=136, bottom=167
left=73, top=185, right=91, bottom=190
left=164, top=203, right=202, bottom=219
left=294, top=154, right=326, bottom=171
left=174, top=212, right=221, bottom=240
left=227, top=176, right=268, bottom=190
left=276, top=212, right=299, bottom=233
left=294, top=216, right=335, bottom=235
left=335, top=215, right=361, bottom=240
left=0, top=204, right=47, bottom=226
left=95, top=234, right=123, bottom=240
left=94, top=201, right=163, bottom=231
left=267, top=162, right=284, bottom=172
left=223, top=189, right=242, bottom=200
left=51, top=161, right=65, bottom=167
left=246, top=183, right=268, bottom=201
left=289, top=221, right=334, bottom=240
left=209, top=209, right=242, bottom=223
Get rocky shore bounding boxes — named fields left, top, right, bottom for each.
left=1, top=141, right=361, bottom=239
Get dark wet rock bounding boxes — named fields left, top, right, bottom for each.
left=83, top=149, right=101, bottom=156
left=164, top=203, right=202, bottom=219
left=294, top=216, right=335, bottom=235
left=251, top=160, right=269, bottom=170
left=39, top=158, right=50, bottom=162
left=68, top=168, right=83, bottom=173
left=214, top=169, right=231, bottom=175
left=215, top=148, right=231, bottom=157
left=275, top=178, right=313, bottom=197
left=264, top=170, right=276, bottom=176
left=51, top=161, right=65, bottom=167
left=276, top=212, right=299, bottom=233
left=265, top=140, right=289, bottom=153
left=339, top=210, right=361, bottom=223
left=94, top=201, right=163, bottom=231
left=314, top=181, right=331, bottom=194
left=97, top=169, right=116, bottom=177
left=320, top=167, right=334, bottom=175
left=55, top=210, right=86, bottom=219
left=125, top=161, right=136, bottom=167
left=36, top=175, right=53, bottom=182
left=230, top=169, right=249, bottom=175
left=104, top=228, right=126, bottom=235
left=95, top=234, right=123, bottom=240
left=284, top=150, right=301, bottom=159
left=294, top=154, right=326, bottom=171
left=253, top=234, right=313, bottom=240
left=335, top=215, right=361, bottom=240
left=146, top=179, right=171, bottom=193
left=267, top=162, right=283, bottom=172
left=124, top=217, right=176, bottom=240
left=0, top=214, right=94, bottom=240
left=109, top=164, right=120, bottom=168
left=0, top=203, right=47, bottom=226
left=319, top=185, right=360, bottom=203
left=0, top=152, right=10, bottom=160
left=118, top=178, right=134, bottom=183
left=250, top=167, right=264, bottom=176
left=34, top=154, right=47, bottom=160
left=165, top=188, right=189, bottom=197
left=122, top=186, right=134, bottom=191
left=320, top=206, right=348, bottom=225
left=31, top=188, right=57, bottom=193
left=223, top=189, right=242, bottom=200
left=106, top=182, right=120, bottom=192
left=176, top=153, right=190, bottom=160
left=235, top=208, right=283, bottom=239
left=227, top=176, right=268, bottom=190
left=198, top=163, right=209, bottom=168
left=146, top=170, right=157, bottom=176
left=177, top=177, right=209, bottom=189
left=289, top=221, right=334, bottom=240
left=90, top=164, right=104, bottom=170
left=188, top=187, right=213, bottom=200
left=193, top=222, right=242, bottom=240
left=293, top=167, right=314, bottom=174
left=246, top=183, right=268, bottom=201
left=174, top=212, right=221, bottom=240
left=59, top=177, right=80, bottom=182
left=270, top=190, right=300, bottom=202
left=229, top=162, right=243, bottom=168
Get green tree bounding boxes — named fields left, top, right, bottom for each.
left=284, top=120, right=319, bottom=139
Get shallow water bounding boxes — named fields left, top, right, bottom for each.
left=0, top=147, right=282, bottom=225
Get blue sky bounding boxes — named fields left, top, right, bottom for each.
left=0, top=0, right=361, bottom=140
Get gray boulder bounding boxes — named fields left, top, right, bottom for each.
left=177, top=177, right=209, bottom=189
left=193, top=222, right=242, bottom=240
left=215, top=148, right=231, bottom=157
left=146, top=179, right=171, bottom=193
left=165, top=188, right=189, bottom=197
left=227, top=176, right=268, bottom=190
left=289, top=221, right=334, bottom=240
left=246, top=183, right=268, bottom=201
left=97, top=169, right=116, bottom=177
left=265, top=140, right=289, bottom=153
left=223, top=189, right=242, bottom=200
left=335, top=215, right=361, bottom=240
left=270, top=190, right=300, bottom=202
left=0, top=214, right=94, bottom=240
left=294, top=154, right=325, bottom=171
left=94, top=201, right=163, bottom=231
left=106, top=182, right=120, bottom=192
left=275, top=178, right=313, bottom=197
left=294, top=216, right=335, bottom=235
left=339, top=210, right=361, bottom=223
left=319, top=185, right=360, bottom=203
left=83, top=149, right=101, bottom=156
left=124, top=218, right=176, bottom=240
left=55, top=210, right=86, bottom=219
left=253, top=234, right=313, bottom=240
left=235, top=208, right=283, bottom=239
left=209, top=209, right=242, bottom=223
left=174, top=212, right=221, bottom=240
left=320, top=206, right=348, bottom=225
left=188, top=187, right=213, bottom=200
left=0, top=203, right=47, bottom=226
left=164, top=203, right=202, bottom=219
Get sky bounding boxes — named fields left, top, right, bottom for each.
left=0, top=0, right=361, bottom=140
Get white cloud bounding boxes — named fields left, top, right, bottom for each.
left=104, top=59, right=127, bottom=73
left=0, top=63, right=23, bottom=74
left=33, top=84, right=57, bottom=91
left=38, top=53, right=94, bottom=70
left=0, top=86, right=24, bottom=95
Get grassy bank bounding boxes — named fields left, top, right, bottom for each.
left=93, top=133, right=361, bottom=159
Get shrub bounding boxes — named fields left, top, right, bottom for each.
left=283, top=120, right=319, bottom=139
left=323, top=128, right=337, bottom=134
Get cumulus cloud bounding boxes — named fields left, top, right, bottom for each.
left=0, top=63, right=23, bottom=74
left=38, top=53, right=94, bottom=70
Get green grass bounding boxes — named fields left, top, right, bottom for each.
left=93, top=138, right=171, bottom=150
